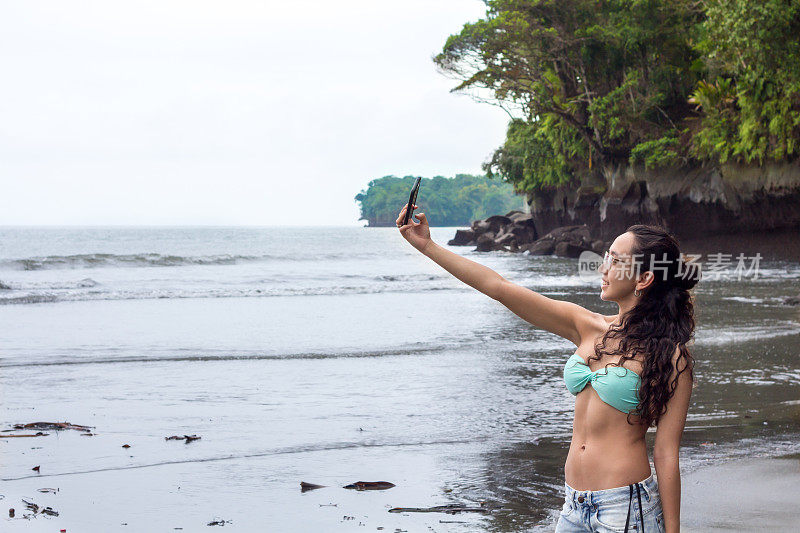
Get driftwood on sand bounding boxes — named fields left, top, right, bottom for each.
left=165, top=435, right=201, bottom=443
left=0, top=432, right=49, bottom=438
left=301, top=480, right=396, bottom=492
left=388, top=503, right=494, bottom=514
left=300, top=481, right=326, bottom=492
left=1, top=421, right=94, bottom=438
left=343, top=481, right=395, bottom=491
left=22, top=499, right=59, bottom=517
left=12, top=421, right=93, bottom=431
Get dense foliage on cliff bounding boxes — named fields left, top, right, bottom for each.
left=354, top=174, right=524, bottom=227
left=691, top=0, right=800, bottom=164
left=434, top=0, right=800, bottom=192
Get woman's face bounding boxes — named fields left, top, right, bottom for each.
left=598, top=232, right=639, bottom=301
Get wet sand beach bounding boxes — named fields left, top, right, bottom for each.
left=680, top=454, right=800, bottom=532
left=2, top=440, right=799, bottom=531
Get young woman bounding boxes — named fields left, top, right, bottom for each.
left=396, top=204, right=699, bottom=533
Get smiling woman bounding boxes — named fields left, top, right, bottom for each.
left=557, top=225, right=701, bottom=533
left=397, top=209, right=701, bottom=533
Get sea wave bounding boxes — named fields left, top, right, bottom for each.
left=0, top=253, right=272, bottom=271
left=0, top=252, right=388, bottom=271
left=0, top=278, right=99, bottom=290
left=0, top=344, right=454, bottom=368
left=695, top=322, right=800, bottom=346
left=0, top=283, right=469, bottom=305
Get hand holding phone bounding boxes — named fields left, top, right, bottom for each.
left=396, top=177, right=431, bottom=253
left=402, top=177, right=421, bottom=226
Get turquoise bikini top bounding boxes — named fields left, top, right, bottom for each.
left=563, top=352, right=641, bottom=414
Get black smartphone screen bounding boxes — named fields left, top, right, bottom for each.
left=402, top=177, right=422, bottom=226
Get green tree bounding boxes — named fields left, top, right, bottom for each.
left=434, top=0, right=705, bottom=191
left=690, top=0, right=800, bottom=164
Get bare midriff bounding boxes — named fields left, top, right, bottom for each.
left=564, top=379, right=651, bottom=490
left=565, top=313, right=653, bottom=491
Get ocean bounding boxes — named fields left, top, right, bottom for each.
left=1, top=226, right=799, bottom=531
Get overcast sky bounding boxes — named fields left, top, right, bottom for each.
left=0, top=1, right=512, bottom=226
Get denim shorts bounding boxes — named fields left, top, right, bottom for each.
left=554, top=473, right=665, bottom=532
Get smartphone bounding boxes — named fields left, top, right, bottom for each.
left=402, top=177, right=422, bottom=226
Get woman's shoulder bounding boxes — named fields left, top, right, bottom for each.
left=586, top=313, right=620, bottom=335
left=600, top=314, right=622, bottom=326
left=574, top=313, right=618, bottom=351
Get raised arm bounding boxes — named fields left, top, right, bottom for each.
left=397, top=206, right=507, bottom=300
left=420, top=240, right=506, bottom=300
left=421, top=240, right=593, bottom=347
left=492, top=280, right=595, bottom=347
left=398, top=207, right=594, bottom=347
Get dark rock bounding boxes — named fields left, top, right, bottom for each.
left=555, top=241, right=591, bottom=258
left=542, top=224, right=592, bottom=244
left=447, top=229, right=475, bottom=246
left=508, top=212, right=535, bottom=224
left=509, top=225, right=537, bottom=243
left=511, top=223, right=599, bottom=257
left=472, top=220, right=490, bottom=232
left=522, top=240, right=556, bottom=255
left=476, top=234, right=504, bottom=252
left=455, top=210, right=540, bottom=253
left=484, top=215, right=512, bottom=232
left=448, top=210, right=538, bottom=252
left=495, top=232, right=517, bottom=246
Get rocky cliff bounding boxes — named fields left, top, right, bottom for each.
left=449, top=162, right=800, bottom=261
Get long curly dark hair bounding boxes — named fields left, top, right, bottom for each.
left=588, top=224, right=701, bottom=427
